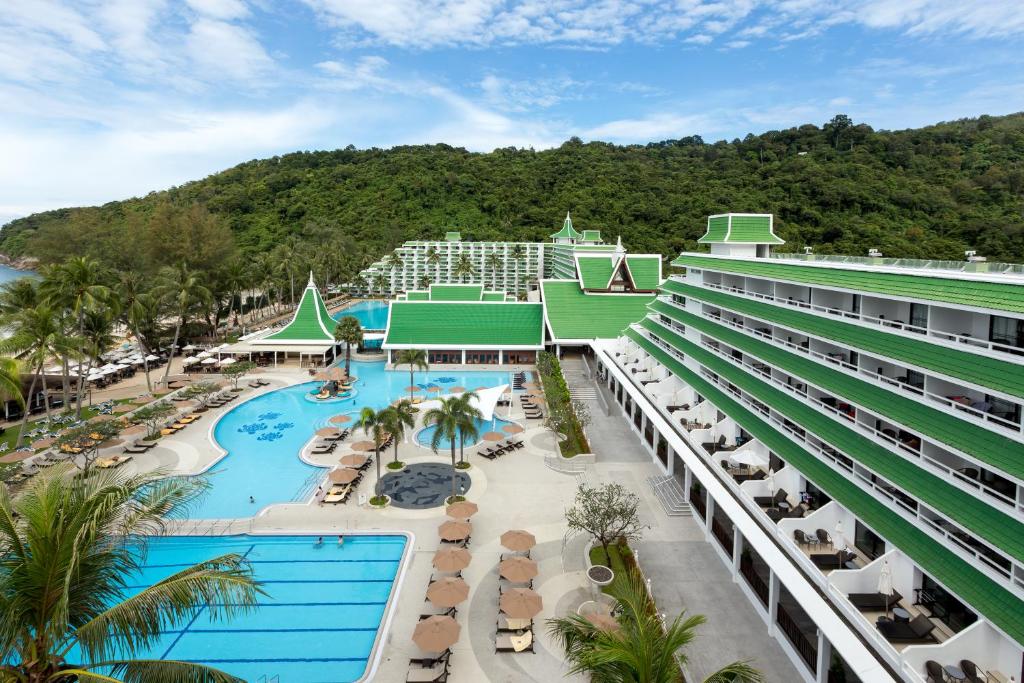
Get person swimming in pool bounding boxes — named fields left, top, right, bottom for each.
left=337, top=534, right=344, bottom=546
left=249, top=495, right=255, bottom=504
left=314, top=536, right=323, bottom=547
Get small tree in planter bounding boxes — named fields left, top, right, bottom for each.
left=132, top=401, right=176, bottom=439
left=182, top=381, right=219, bottom=410
left=565, top=483, right=646, bottom=565
left=220, top=361, right=256, bottom=390
left=57, top=419, right=123, bottom=473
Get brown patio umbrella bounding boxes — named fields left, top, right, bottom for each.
left=499, top=556, right=538, bottom=583
left=437, top=520, right=472, bottom=541
left=313, top=371, right=331, bottom=381
left=473, top=386, right=488, bottom=392
left=482, top=431, right=504, bottom=442
left=502, top=424, right=524, bottom=434
left=499, top=588, right=543, bottom=618
left=426, top=576, right=469, bottom=607
left=412, top=615, right=460, bottom=651
left=349, top=440, right=376, bottom=451
left=500, top=530, right=536, bottom=552
left=328, top=468, right=358, bottom=484
left=450, top=386, right=466, bottom=393
left=445, top=500, right=479, bottom=519
left=315, top=427, right=340, bottom=437
left=339, top=453, right=368, bottom=467
left=31, top=437, right=56, bottom=450
left=404, top=386, right=421, bottom=393
left=425, top=386, right=441, bottom=393
left=585, top=613, right=620, bottom=632
left=329, top=414, right=352, bottom=424
left=432, top=546, right=472, bottom=572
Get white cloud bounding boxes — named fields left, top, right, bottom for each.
left=723, top=39, right=750, bottom=49
left=829, top=96, right=851, bottom=107
left=583, top=113, right=714, bottom=142
left=185, top=0, right=251, bottom=20
left=684, top=34, right=713, bottom=44
left=186, top=18, right=273, bottom=81
left=479, top=74, right=583, bottom=111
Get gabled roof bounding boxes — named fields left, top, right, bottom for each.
left=623, top=255, right=662, bottom=290
left=384, top=302, right=544, bottom=348
left=549, top=211, right=582, bottom=240
left=445, top=231, right=462, bottom=242
left=698, top=214, right=784, bottom=245
left=541, top=280, right=654, bottom=342
left=576, top=254, right=618, bottom=290
left=580, top=229, right=602, bottom=242
left=429, top=284, right=483, bottom=301
left=258, top=273, right=335, bottom=344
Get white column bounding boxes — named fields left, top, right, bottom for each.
left=732, top=526, right=743, bottom=581
left=768, top=573, right=779, bottom=637
left=683, top=466, right=692, bottom=500
left=461, top=349, right=466, bottom=365
left=815, top=632, right=830, bottom=683
left=498, top=350, right=503, bottom=365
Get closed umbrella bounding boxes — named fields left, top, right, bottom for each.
left=499, top=557, right=538, bottom=583
left=432, top=546, right=471, bottom=572
left=877, top=560, right=895, bottom=618
left=834, top=521, right=846, bottom=552
left=426, top=576, right=469, bottom=607
left=499, top=588, right=543, bottom=618
left=438, top=520, right=472, bottom=541
left=412, top=615, right=460, bottom=652
left=500, top=530, right=536, bottom=552
left=328, top=468, right=357, bottom=484
left=445, top=500, right=478, bottom=519
left=766, top=468, right=775, bottom=496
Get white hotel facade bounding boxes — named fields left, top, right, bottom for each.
left=587, top=215, right=1024, bottom=683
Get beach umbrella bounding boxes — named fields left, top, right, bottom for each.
left=328, top=468, right=357, bottom=484
left=181, top=357, right=199, bottom=366
left=412, top=615, right=460, bottom=652
left=499, top=557, right=538, bottom=583
left=729, top=449, right=768, bottom=468
left=145, top=354, right=160, bottom=362
left=877, top=560, right=895, bottom=617
left=219, top=357, right=237, bottom=366
left=182, top=344, right=197, bottom=351
left=339, top=454, right=367, bottom=467
left=201, top=357, right=218, bottom=365
left=350, top=440, right=376, bottom=452
left=426, top=577, right=469, bottom=608
left=450, top=386, right=466, bottom=393
left=404, top=386, right=421, bottom=393
left=501, top=530, right=536, bottom=552
left=196, top=351, right=212, bottom=358
left=329, top=414, right=352, bottom=424
left=502, top=424, right=524, bottom=434
left=425, top=386, right=441, bottom=393
left=31, top=437, right=55, bottom=450
left=834, top=521, right=846, bottom=552
left=432, top=546, right=471, bottom=572
left=445, top=500, right=478, bottom=519
left=585, top=613, right=620, bottom=632
left=482, top=431, right=504, bottom=442
left=499, top=588, right=543, bottom=618
left=316, top=427, right=340, bottom=437
left=437, top=520, right=472, bottom=542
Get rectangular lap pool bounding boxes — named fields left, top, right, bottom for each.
left=127, top=533, right=408, bottom=683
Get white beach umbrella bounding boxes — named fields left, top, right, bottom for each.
left=44, top=366, right=63, bottom=374
left=219, top=357, right=237, bottom=366
left=834, top=521, right=846, bottom=552
left=877, top=560, right=895, bottom=616
left=196, top=351, right=212, bottom=359
left=729, top=449, right=769, bottom=468
left=181, top=357, right=199, bottom=366
left=201, top=357, right=218, bottom=365
left=182, top=344, right=197, bottom=351
left=145, top=354, right=160, bottom=362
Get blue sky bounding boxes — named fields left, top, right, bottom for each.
left=2, top=0, right=1023, bottom=224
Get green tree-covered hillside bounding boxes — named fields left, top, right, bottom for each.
left=3, top=112, right=1023, bottom=267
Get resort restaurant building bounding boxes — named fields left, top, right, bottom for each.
left=587, top=214, right=1024, bottom=683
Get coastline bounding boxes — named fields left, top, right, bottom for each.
left=0, top=254, right=38, bottom=272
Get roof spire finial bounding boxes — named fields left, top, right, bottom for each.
left=616, top=235, right=623, bottom=252
left=307, top=270, right=315, bottom=288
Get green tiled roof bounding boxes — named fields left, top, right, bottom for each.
left=542, top=280, right=653, bottom=341
left=385, top=302, right=544, bottom=347
left=673, top=255, right=1024, bottom=314
left=577, top=256, right=617, bottom=290
left=664, top=280, right=1024, bottom=399
left=549, top=213, right=582, bottom=240
left=699, top=215, right=730, bottom=243
left=625, top=327, right=1024, bottom=647
left=406, top=291, right=430, bottom=301
left=650, top=300, right=1024, bottom=480
left=581, top=229, right=602, bottom=242
left=445, top=231, right=461, bottom=242
left=264, top=283, right=334, bottom=342
left=481, top=291, right=507, bottom=302
left=429, top=284, right=483, bottom=301
left=625, top=256, right=662, bottom=290
left=641, top=317, right=1024, bottom=564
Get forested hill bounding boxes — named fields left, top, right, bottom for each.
left=4, top=112, right=1024, bottom=270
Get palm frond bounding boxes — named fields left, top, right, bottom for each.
left=87, top=659, right=245, bottom=683
left=702, top=661, right=764, bottom=683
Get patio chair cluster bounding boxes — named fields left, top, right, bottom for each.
left=495, top=529, right=540, bottom=654
left=924, top=659, right=986, bottom=683
left=754, top=489, right=807, bottom=521
left=202, top=391, right=241, bottom=410
left=520, top=395, right=544, bottom=420
left=159, top=412, right=203, bottom=437
left=246, top=378, right=271, bottom=389
left=478, top=439, right=524, bottom=460
left=310, top=429, right=350, bottom=455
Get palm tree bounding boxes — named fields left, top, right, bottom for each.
left=452, top=392, right=481, bottom=465
left=548, top=571, right=762, bottom=683
left=220, top=258, right=248, bottom=336
left=371, top=273, right=388, bottom=296
left=0, top=356, right=24, bottom=420
left=425, top=246, right=441, bottom=284
left=423, top=397, right=464, bottom=502
left=152, top=262, right=212, bottom=384
left=386, top=253, right=404, bottom=294
left=510, top=244, right=526, bottom=298
left=453, top=254, right=476, bottom=283
left=356, top=406, right=388, bottom=500
left=333, top=316, right=363, bottom=378
left=273, top=236, right=301, bottom=306
left=485, top=251, right=502, bottom=291
left=116, top=273, right=163, bottom=394
left=417, top=274, right=432, bottom=290
left=395, top=349, right=428, bottom=402
left=0, top=466, right=262, bottom=682
left=0, top=277, right=39, bottom=318
left=380, top=400, right=416, bottom=466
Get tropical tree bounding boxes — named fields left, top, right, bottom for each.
left=371, top=272, right=388, bottom=296
left=132, top=401, right=177, bottom=439
left=394, top=349, right=428, bottom=402
left=547, top=571, right=762, bottom=683
left=272, top=236, right=301, bottom=306
left=220, top=360, right=256, bottom=390
left=0, top=277, right=39, bottom=318
left=152, top=262, right=212, bottom=384
left=453, top=254, right=476, bottom=283
left=386, top=253, right=404, bottom=294
left=219, top=257, right=249, bottom=336
left=118, top=277, right=164, bottom=395
left=356, top=406, right=388, bottom=502
left=0, top=466, right=262, bottom=683
left=510, top=245, right=526, bottom=298
left=0, top=357, right=24, bottom=424
left=333, top=316, right=363, bottom=378
left=417, top=274, right=432, bottom=290
left=425, top=246, right=441, bottom=283
left=379, top=400, right=416, bottom=467
left=485, top=251, right=502, bottom=291
left=452, top=392, right=481, bottom=465
left=423, top=397, right=463, bottom=502
left=566, top=483, right=646, bottom=565
left=57, top=419, right=122, bottom=472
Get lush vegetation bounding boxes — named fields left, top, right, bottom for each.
left=568, top=482, right=646, bottom=568
left=536, top=351, right=591, bottom=457
left=423, top=394, right=482, bottom=502
left=3, top=113, right=1024, bottom=266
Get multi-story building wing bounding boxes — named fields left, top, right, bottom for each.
left=590, top=214, right=1024, bottom=683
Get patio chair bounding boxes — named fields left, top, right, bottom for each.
left=815, top=529, right=832, bottom=548
left=753, top=489, right=788, bottom=507
left=923, top=660, right=944, bottom=683
left=877, top=614, right=936, bottom=642
left=847, top=591, right=902, bottom=611
left=420, top=605, right=457, bottom=619
left=410, top=650, right=451, bottom=668
left=495, top=629, right=534, bottom=653
left=959, top=660, right=984, bottom=683
left=406, top=661, right=448, bottom=682
left=811, top=550, right=855, bottom=569
left=123, top=444, right=150, bottom=454
left=793, top=530, right=817, bottom=548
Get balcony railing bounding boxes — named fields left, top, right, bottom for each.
left=767, top=252, right=1024, bottom=276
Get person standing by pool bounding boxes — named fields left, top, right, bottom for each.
left=337, top=534, right=344, bottom=546
left=314, top=536, right=323, bottom=547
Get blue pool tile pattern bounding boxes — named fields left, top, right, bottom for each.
left=379, top=463, right=471, bottom=509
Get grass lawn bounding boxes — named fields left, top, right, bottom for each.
left=589, top=543, right=632, bottom=595
left=0, top=398, right=137, bottom=454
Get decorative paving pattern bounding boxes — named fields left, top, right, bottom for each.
left=379, top=463, right=471, bottom=509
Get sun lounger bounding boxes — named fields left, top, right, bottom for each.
left=410, top=650, right=450, bottom=668
left=497, top=615, right=532, bottom=632
left=847, top=591, right=903, bottom=611
left=877, top=614, right=937, bottom=642
left=159, top=429, right=177, bottom=437
left=406, top=661, right=448, bottom=682
left=123, top=445, right=150, bottom=454
left=495, top=629, right=534, bottom=653
left=500, top=550, right=530, bottom=561
left=96, top=455, right=132, bottom=469
left=420, top=605, right=456, bottom=619
left=248, top=381, right=261, bottom=388
left=323, top=485, right=350, bottom=504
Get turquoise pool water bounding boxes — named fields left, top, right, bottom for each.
left=118, top=534, right=406, bottom=683
left=196, top=361, right=514, bottom=518
left=417, top=415, right=515, bottom=450
left=336, top=300, right=389, bottom=330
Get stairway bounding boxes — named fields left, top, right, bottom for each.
left=562, top=358, right=599, bottom=400
left=647, top=475, right=693, bottom=517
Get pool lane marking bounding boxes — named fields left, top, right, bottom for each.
left=155, top=627, right=381, bottom=634
left=125, top=579, right=395, bottom=590
left=202, top=601, right=389, bottom=607
left=141, top=559, right=402, bottom=568
left=159, top=543, right=256, bottom=661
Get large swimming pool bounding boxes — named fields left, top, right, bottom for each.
left=196, top=360, right=515, bottom=518
left=119, top=534, right=407, bottom=683
left=336, top=300, right=389, bottom=330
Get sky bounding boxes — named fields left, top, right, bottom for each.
left=2, top=1, right=1024, bottom=225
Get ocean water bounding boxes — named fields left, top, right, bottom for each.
left=0, top=264, right=30, bottom=284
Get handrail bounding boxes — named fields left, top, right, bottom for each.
left=767, top=251, right=1024, bottom=276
